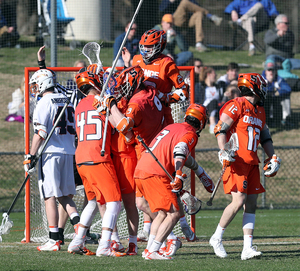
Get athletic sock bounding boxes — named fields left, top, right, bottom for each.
left=146, top=234, right=156, bottom=250
left=111, top=231, right=120, bottom=243
left=167, top=231, right=177, bottom=240
left=214, top=224, right=226, bottom=239
left=149, top=240, right=162, bottom=253
left=179, top=215, right=189, bottom=228
left=129, top=235, right=137, bottom=246
left=243, top=235, right=253, bottom=250
left=99, top=229, right=112, bottom=248
left=143, top=221, right=151, bottom=233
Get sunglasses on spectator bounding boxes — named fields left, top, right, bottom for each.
left=131, top=28, right=137, bottom=30
left=267, top=69, right=275, bottom=71
left=280, top=22, right=289, bottom=25
left=195, top=65, right=203, bottom=68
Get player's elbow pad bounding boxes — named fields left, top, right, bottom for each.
left=173, top=142, right=189, bottom=159
left=34, top=124, right=48, bottom=139
left=214, top=120, right=230, bottom=138
left=116, top=117, right=134, bottom=134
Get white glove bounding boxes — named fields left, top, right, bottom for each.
left=23, top=154, right=36, bottom=175
left=218, top=149, right=236, bottom=167
left=198, top=171, right=215, bottom=193
left=263, top=154, right=281, bottom=177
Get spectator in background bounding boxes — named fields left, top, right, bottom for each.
left=277, top=59, right=300, bottom=92
left=159, top=0, right=223, bottom=52
left=217, top=62, right=240, bottom=89
left=220, top=83, right=240, bottom=106
left=153, top=14, right=193, bottom=66
left=225, top=0, right=278, bottom=56
left=264, top=14, right=300, bottom=70
left=199, top=67, right=225, bottom=134
left=0, top=0, right=19, bottom=47
left=262, top=59, right=292, bottom=128
left=113, top=21, right=139, bottom=67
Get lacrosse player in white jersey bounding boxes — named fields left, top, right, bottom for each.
left=24, top=69, right=80, bottom=251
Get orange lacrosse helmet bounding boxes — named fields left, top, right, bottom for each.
left=114, top=65, right=144, bottom=102
left=139, top=29, right=167, bottom=64
left=75, top=70, right=103, bottom=96
left=184, top=103, right=208, bottom=135
left=238, top=73, right=267, bottom=101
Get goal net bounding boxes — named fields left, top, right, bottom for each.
left=23, top=66, right=195, bottom=243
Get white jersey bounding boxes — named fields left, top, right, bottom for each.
left=33, top=92, right=76, bottom=154
left=203, top=86, right=220, bottom=107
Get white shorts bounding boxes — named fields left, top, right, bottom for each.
left=38, top=153, right=76, bottom=199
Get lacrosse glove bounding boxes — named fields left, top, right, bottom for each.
left=198, top=171, right=215, bottom=193
left=218, top=149, right=236, bottom=167
left=87, top=64, right=103, bottom=74
left=263, top=154, right=281, bottom=177
left=93, top=94, right=116, bottom=114
left=171, top=170, right=187, bottom=193
left=23, top=154, right=37, bottom=175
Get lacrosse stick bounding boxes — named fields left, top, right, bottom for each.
left=137, top=135, right=201, bottom=215
left=98, top=0, right=144, bottom=156
left=82, top=42, right=103, bottom=73
left=206, top=133, right=239, bottom=206
left=0, top=92, right=75, bottom=241
left=101, top=71, right=117, bottom=156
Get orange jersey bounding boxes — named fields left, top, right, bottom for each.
left=220, top=97, right=266, bottom=165
left=75, top=95, right=112, bottom=164
left=126, top=86, right=167, bottom=158
left=134, top=122, right=198, bottom=179
left=132, top=54, right=187, bottom=94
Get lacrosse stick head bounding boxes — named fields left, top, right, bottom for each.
left=180, top=190, right=202, bottom=215
left=184, top=104, right=208, bottom=136
left=82, top=42, right=103, bottom=68
left=75, top=70, right=103, bottom=96
left=238, top=73, right=267, bottom=102
left=0, top=213, right=14, bottom=241
left=224, top=133, right=239, bottom=156
left=114, top=65, right=144, bottom=102
left=103, top=70, right=117, bottom=96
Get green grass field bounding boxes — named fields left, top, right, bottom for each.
left=1, top=209, right=300, bottom=271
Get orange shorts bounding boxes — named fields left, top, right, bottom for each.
left=223, top=162, right=265, bottom=195
left=113, top=155, right=137, bottom=194
left=135, top=176, right=179, bottom=213
left=77, top=162, right=121, bottom=205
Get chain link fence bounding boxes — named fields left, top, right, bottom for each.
left=1, top=146, right=299, bottom=213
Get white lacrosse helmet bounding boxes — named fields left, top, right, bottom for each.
left=29, top=69, right=56, bottom=99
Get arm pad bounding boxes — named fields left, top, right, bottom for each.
left=260, top=127, right=273, bottom=146
left=34, top=123, right=47, bottom=139
left=169, top=87, right=189, bottom=103
left=116, top=117, right=134, bottom=134
left=173, top=141, right=189, bottom=160
left=214, top=120, right=230, bottom=137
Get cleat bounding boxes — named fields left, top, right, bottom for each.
left=96, top=246, right=127, bottom=257
left=137, top=230, right=149, bottom=242
left=86, top=232, right=100, bottom=244
left=142, top=249, right=148, bottom=258
left=145, top=251, right=173, bottom=260
left=241, top=246, right=262, bottom=260
left=126, top=242, right=138, bottom=256
left=164, top=238, right=182, bottom=256
left=181, top=225, right=198, bottom=242
left=68, top=238, right=85, bottom=254
left=159, top=246, right=167, bottom=255
left=209, top=236, right=228, bottom=258
left=37, top=239, right=60, bottom=251
left=110, top=240, right=125, bottom=252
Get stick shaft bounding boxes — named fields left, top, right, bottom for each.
left=206, top=166, right=226, bottom=206
left=6, top=99, right=70, bottom=216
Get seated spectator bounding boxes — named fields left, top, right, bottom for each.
left=278, top=59, right=300, bottom=92
left=262, top=59, right=292, bottom=128
left=220, top=83, right=240, bottom=106
left=153, top=14, right=193, bottom=66
left=159, top=0, right=223, bottom=52
left=199, top=67, right=225, bottom=134
left=225, top=0, right=278, bottom=56
left=0, top=0, right=19, bottom=47
left=264, top=14, right=300, bottom=70
left=6, top=77, right=34, bottom=122
left=113, top=21, right=139, bottom=67
left=217, top=62, right=239, bottom=88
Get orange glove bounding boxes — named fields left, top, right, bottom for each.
left=92, top=94, right=116, bottom=115
left=87, top=64, right=102, bottom=74
left=171, top=170, right=187, bottom=193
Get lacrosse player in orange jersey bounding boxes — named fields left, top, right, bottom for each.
left=67, top=69, right=126, bottom=257
left=131, top=104, right=208, bottom=260
left=210, top=73, right=281, bottom=260
left=122, top=29, right=189, bottom=126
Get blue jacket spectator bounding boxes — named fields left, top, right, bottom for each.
left=113, top=22, right=139, bottom=67
left=278, top=59, right=299, bottom=80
